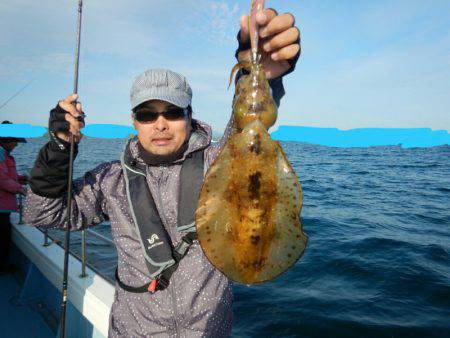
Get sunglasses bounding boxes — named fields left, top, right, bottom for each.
left=134, top=107, right=188, bottom=123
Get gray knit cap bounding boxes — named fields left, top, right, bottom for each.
left=130, top=69, right=193, bottom=110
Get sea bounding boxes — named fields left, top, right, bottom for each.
left=13, top=138, right=450, bottom=338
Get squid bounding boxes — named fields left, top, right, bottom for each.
left=195, top=0, right=307, bottom=284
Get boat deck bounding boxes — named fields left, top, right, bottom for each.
left=1, top=214, right=116, bottom=338
left=0, top=273, right=53, bottom=338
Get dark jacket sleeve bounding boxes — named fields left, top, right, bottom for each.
left=24, top=162, right=111, bottom=231
left=29, top=136, right=78, bottom=198
left=25, top=135, right=111, bottom=231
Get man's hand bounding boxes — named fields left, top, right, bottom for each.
left=238, top=9, right=300, bottom=79
left=49, top=93, right=85, bottom=143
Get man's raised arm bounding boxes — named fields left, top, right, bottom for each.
left=208, top=7, right=301, bottom=161
left=24, top=95, right=109, bottom=231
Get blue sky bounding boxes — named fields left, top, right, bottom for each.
left=0, top=0, right=449, bottom=132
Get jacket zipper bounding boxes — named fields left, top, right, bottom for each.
left=154, top=169, right=180, bottom=337
left=170, top=276, right=180, bottom=337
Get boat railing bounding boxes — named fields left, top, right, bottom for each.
left=18, top=196, right=115, bottom=282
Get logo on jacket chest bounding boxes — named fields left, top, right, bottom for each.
left=146, top=234, right=163, bottom=250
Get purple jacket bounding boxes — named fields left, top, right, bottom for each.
left=24, top=120, right=234, bottom=337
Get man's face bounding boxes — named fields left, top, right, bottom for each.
left=132, top=100, right=191, bottom=156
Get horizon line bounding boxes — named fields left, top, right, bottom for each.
left=0, top=124, right=449, bottom=148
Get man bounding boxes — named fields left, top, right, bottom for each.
left=0, top=121, right=28, bottom=274
left=24, top=9, right=300, bottom=337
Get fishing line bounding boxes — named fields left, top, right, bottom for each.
left=0, top=81, right=33, bottom=111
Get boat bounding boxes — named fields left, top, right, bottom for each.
left=1, top=207, right=115, bottom=338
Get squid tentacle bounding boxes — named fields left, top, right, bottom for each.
left=249, top=0, right=265, bottom=61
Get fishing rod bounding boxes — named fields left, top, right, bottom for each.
left=60, top=1, right=83, bottom=337
left=0, top=81, right=33, bottom=111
